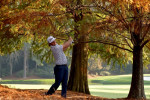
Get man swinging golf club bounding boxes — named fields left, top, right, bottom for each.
left=46, top=36, right=73, bottom=98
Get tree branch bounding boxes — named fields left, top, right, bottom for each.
left=80, top=40, right=133, bottom=52
left=115, top=12, right=129, bottom=30
left=141, top=23, right=150, bottom=41
left=124, top=38, right=133, bottom=50
left=105, top=28, right=131, bottom=40
left=141, top=39, right=150, bottom=49
left=146, top=45, right=150, bottom=50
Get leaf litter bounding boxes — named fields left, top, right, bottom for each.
left=0, top=85, right=134, bottom=100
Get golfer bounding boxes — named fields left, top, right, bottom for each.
left=46, top=36, right=73, bottom=98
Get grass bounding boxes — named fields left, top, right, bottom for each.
left=90, top=85, right=150, bottom=99
left=1, top=74, right=150, bottom=85
left=89, top=74, right=150, bottom=85
left=1, top=74, right=150, bottom=99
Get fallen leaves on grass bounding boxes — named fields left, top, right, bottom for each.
left=0, top=85, right=130, bottom=100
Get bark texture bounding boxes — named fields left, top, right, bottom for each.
left=127, top=32, right=146, bottom=99
left=67, top=0, right=90, bottom=94
left=127, top=45, right=146, bottom=99
left=67, top=35, right=90, bottom=94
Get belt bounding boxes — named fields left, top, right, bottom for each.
left=56, top=64, right=67, bottom=66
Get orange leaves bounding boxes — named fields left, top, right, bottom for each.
left=59, top=0, right=68, bottom=6
left=0, top=85, right=108, bottom=100
left=146, top=41, right=150, bottom=50
left=37, top=17, right=51, bottom=29
left=108, top=0, right=150, bottom=12
left=131, top=0, right=150, bottom=12
left=2, top=10, right=26, bottom=25
left=2, top=9, right=49, bottom=25
left=0, top=85, right=45, bottom=100
left=0, top=0, right=14, bottom=6
left=101, top=0, right=150, bottom=14
left=31, top=11, right=48, bottom=17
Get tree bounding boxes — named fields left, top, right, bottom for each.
left=0, top=56, right=2, bottom=78
left=7, top=51, right=20, bottom=76
left=87, top=0, right=150, bottom=99
left=64, top=0, right=90, bottom=94
left=0, top=0, right=91, bottom=94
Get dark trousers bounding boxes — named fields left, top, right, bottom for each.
left=47, top=65, right=68, bottom=97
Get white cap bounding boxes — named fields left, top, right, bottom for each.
left=47, top=36, right=56, bottom=43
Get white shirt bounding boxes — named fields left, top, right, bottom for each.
left=51, top=44, right=67, bottom=65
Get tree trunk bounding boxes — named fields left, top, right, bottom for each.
left=67, top=35, right=90, bottom=94
left=10, top=62, right=13, bottom=76
left=0, top=60, right=1, bottom=78
left=67, top=0, right=90, bottom=94
left=127, top=45, right=146, bottom=99
left=35, top=62, right=38, bottom=69
left=23, top=45, right=27, bottom=78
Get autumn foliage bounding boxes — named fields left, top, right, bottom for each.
left=0, top=0, right=150, bottom=99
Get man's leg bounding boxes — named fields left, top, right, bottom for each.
left=61, top=66, right=68, bottom=98
left=47, top=66, right=64, bottom=95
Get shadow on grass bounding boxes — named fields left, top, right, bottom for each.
left=91, top=91, right=127, bottom=99
left=91, top=80, right=150, bottom=85
left=91, top=80, right=131, bottom=84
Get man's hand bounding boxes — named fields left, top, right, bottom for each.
left=69, top=37, right=73, bottom=44
left=63, top=37, right=73, bottom=51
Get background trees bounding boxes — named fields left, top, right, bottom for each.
left=0, top=0, right=150, bottom=99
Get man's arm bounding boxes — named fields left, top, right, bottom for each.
left=63, top=37, right=73, bottom=51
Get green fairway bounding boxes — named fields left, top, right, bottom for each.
left=89, top=74, right=150, bottom=85
left=90, top=85, right=150, bottom=99
left=1, top=74, right=150, bottom=99
left=1, top=74, right=150, bottom=85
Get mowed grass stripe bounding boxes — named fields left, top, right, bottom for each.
left=1, top=74, right=150, bottom=85
left=89, top=85, right=130, bottom=89
left=90, top=89, right=129, bottom=94
left=90, top=88, right=150, bottom=95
